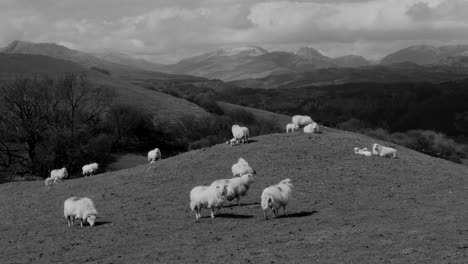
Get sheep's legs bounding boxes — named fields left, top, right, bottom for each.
left=211, top=209, right=215, bottom=218
left=263, top=210, right=268, bottom=220
left=273, top=209, right=279, bottom=217
left=283, top=206, right=287, bottom=216
left=237, top=197, right=241, bottom=206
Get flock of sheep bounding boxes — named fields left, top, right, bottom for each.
left=45, top=114, right=397, bottom=227
left=189, top=157, right=293, bottom=220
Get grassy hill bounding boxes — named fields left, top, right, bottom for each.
left=1, top=130, right=466, bottom=263
left=0, top=53, right=212, bottom=126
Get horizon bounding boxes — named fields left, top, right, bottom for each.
left=2, top=0, right=468, bottom=63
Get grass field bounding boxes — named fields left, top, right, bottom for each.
left=1, top=128, right=467, bottom=263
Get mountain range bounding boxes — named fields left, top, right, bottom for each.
left=1, top=40, right=468, bottom=87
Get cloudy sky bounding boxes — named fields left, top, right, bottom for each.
left=1, top=0, right=468, bottom=63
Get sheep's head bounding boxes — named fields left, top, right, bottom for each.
left=241, top=173, right=254, bottom=185
left=372, top=144, right=380, bottom=155
left=354, top=147, right=359, bottom=154
left=87, top=215, right=96, bottom=226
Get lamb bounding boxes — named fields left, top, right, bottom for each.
left=147, top=148, right=162, bottom=163
left=44, top=177, right=55, bottom=186
left=210, top=173, right=254, bottom=206
left=63, top=197, right=98, bottom=227
left=190, top=184, right=228, bottom=219
left=354, top=147, right=372, bottom=157
left=231, top=158, right=256, bottom=177
left=372, top=143, right=397, bottom=158
left=303, top=122, right=319, bottom=133
left=286, top=123, right=299, bottom=133
left=360, top=148, right=372, bottom=156
left=231, top=125, right=249, bottom=144
left=50, top=167, right=68, bottom=183
left=261, top=178, right=293, bottom=220
left=292, top=115, right=313, bottom=127
left=226, top=138, right=239, bottom=146
left=82, top=163, right=99, bottom=177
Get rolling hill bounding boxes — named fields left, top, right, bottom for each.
left=0, top=52, right=212, bottom=126
left=230, top=64, right=468, bottom=89
left=0, top=130, right=466, bottom=263
left=380, top=44, right=468, bottom=66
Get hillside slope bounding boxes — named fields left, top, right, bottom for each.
left=0, top=53, right=211, bottom=125
left=1, top=131, right=467, bottom=263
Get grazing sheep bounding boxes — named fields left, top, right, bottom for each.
left=261, top=179, right=293, bottom=220
left=303, top=122, right=319, bottom=133
left=82, top=163, right=99, bottom=177
left=190, top=184, right=228, bottom=219
left=64, top=197, right=98, bottom=227
left=50, top=167, right=68, bottom=183
left=147, top=148, right=162, bottom=163
left=231, top=125, right=249, bottom=144
left=292, top=115, right=313, bottom=127
left=44, top=177, right=55, bottom=186
left=231, top=158, right=256, bottom=177
left=211, top=173, right=254, bottom=206
left=286, top=123, right=299, bottom=133
left=372, top=143, right=397, bottom=158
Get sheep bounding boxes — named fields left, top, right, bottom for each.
left=190, top=184, right=228, bottom=219
left=82, top=163, right=99, bottom=177
left=303, top=122, right=319, bottom=133
left=44, top=177, right=55, bottom=186
left=231, top=158, right=256, bottom=177
left=50, top=167, right=68, bottom=183
left=361, top=148, right=372, bottom=157
left=231, top=125, right=249, bottom=144
left=354, top=147, right=372, bottom=157
left=226, top=138, right=239, bottom=146
left=292, top=115, right=313, bottom=127
left=372, top=143, right=397, bottom=158
left=210, top=173, right=254, bottom=206
left=147, top=148, right=162, bottom=163
left=286, top=123, right=299, bottom=133
left=261, top=178, right=293, bottom=220
left=64, top=197, right=98, bottom=227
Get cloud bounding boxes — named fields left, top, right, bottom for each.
left=1, top=0, right=468, bottom=62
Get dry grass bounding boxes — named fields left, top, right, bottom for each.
left=1, top=129, right=467, bottom=263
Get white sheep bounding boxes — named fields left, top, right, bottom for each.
left=372, top=143, right=397, bottom=158
left=286, top=123, right=299, bottom=133
left=231, top=125, right=249, bottom=144
left=210, top=173, right=254, bottom=206
left=82, top=163, right=99, bottom=177
left=261, top=178, right=293, bottom=220
left=64, top=197, right=98, bottom=227
left=292, top=115, right=313, bottom=127
left=147, top=148, right=162, bottom=163
left=190, top=184, right=228, bottom=219
left=44, top=177, right=55, bottom=186
left=303, top=122, right=319, bottom=133
left=361, top=148, right=372, bottom=156
left=50, top=167, right=68, bottom=183
left=354, top=147, right=372, bottom=157
left=231, top=158, right=256, bottom=177
left=226, top=138, right=239, bottom=146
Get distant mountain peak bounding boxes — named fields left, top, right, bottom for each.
left=214, top=46, right=268, bottom=57
left=295, top=47, right=329, bottom=61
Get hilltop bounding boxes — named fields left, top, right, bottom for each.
left=1, top=130, right=466, bottom=263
